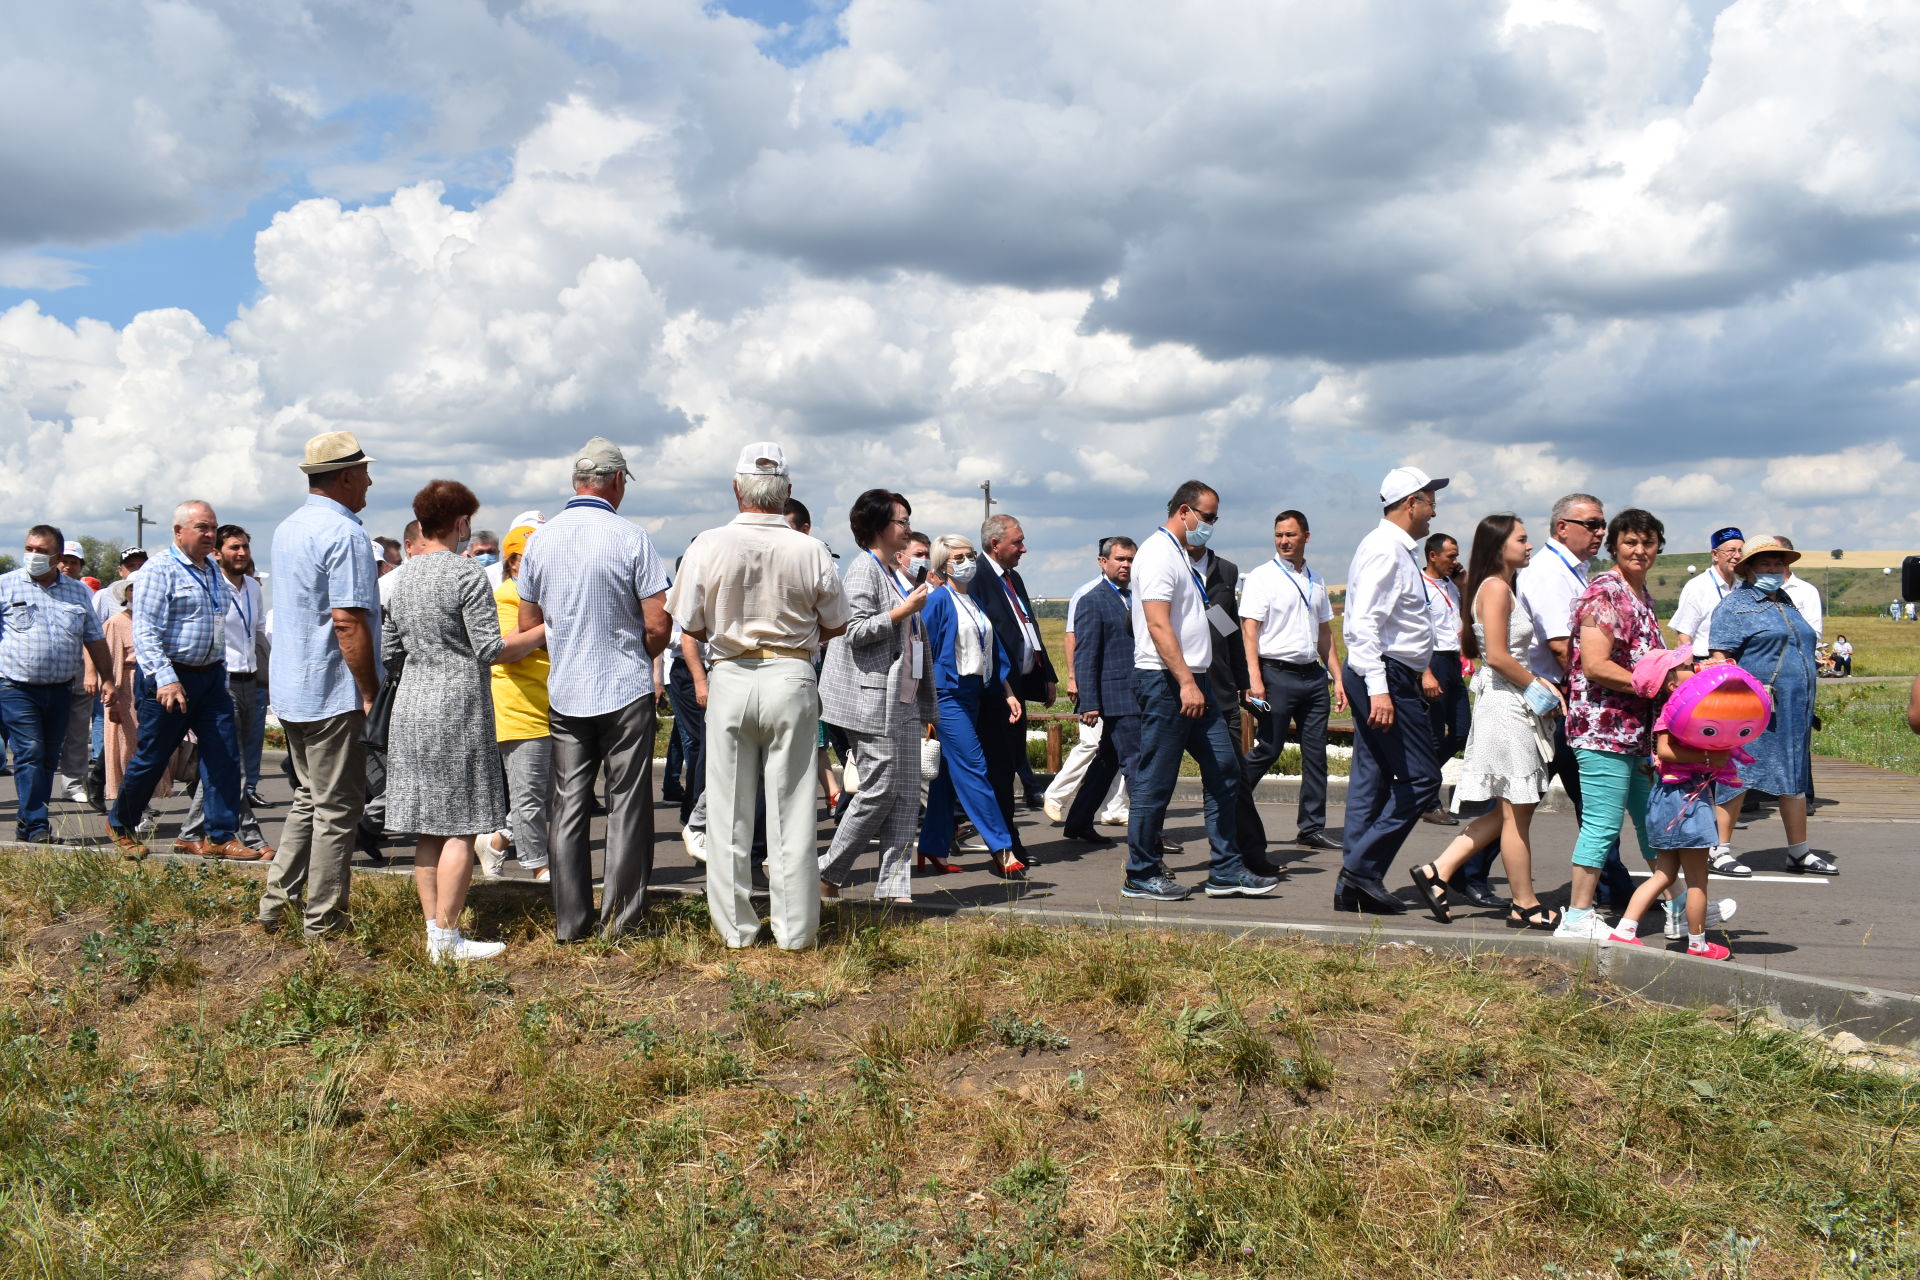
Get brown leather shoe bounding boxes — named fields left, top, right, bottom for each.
left=208, top=839, right=268, bottom=861
left=106, top=822, right=150, bottom=860
left=172, top=838, right=212, bottom=857
left=1419, top=808, right=1460, bottom=827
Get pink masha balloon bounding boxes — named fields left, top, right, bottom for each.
left=1654, top=662, right=1772, bottom=785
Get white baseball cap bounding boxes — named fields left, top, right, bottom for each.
left=507, top=509, right=544, bottom=532
left=734, top=442, right=789, bottom=476
left=61, top=540, right=83, bottom=559
left=1379, top=466, right=1450, bottom=507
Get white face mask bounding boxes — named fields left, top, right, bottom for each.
left=947, top=557, right=978, bottom=584
left=22, top=551, right=52, bottom=577
left=908, top=556, right=930, bottom=578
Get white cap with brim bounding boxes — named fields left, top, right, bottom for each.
left=735, top=441, right=789, bottom=476
left=61, top=541, right=83, bottom=559
left=507, top=509, right=544, bottom=532
left=1379, top=466, right=1450, bottom=507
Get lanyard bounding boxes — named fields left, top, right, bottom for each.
left=1421, top=573, right=1457, bottom=615
left=1274, top=558, right=1316, bottom=612
left=1404, top=549, right=1431, bottom=603
left=1546, top=544, right=1587, bottom=588
left=870, top=551, right=909, bottom=601
left=1712, top=572, right=1731, bottom=600
left=1105, top=579, right=1129, bottom=604
left=995, top=566, right=1032, bottom=623
left=175, top=548, right=225, bottom=617
left=953, top=589, right=990, bottom=656
left=1162, top=528, right=1211, bottom=598
left=229, top=576, right=253, bottom=640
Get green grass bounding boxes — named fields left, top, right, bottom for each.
left=2, top=853, right=1917, bottom=1277
left=1815, top=682, right=1920, bottom=776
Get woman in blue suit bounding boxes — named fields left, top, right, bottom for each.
left=918, top=534, right=1026, bottom=876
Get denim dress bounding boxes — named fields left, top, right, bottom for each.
left=1704, top=584, right=1818, bottom=797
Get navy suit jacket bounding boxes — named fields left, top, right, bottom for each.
left=1071, top=581, right=1137, bottom=717
left=974, top=561, right=1058, bottom=704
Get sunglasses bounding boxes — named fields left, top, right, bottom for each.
left=1560, top=518, right=1607, bottom=533
left=1190, top=508, right=1220, bottom=525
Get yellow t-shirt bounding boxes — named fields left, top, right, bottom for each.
left=492, top=578, right=551, bottom=741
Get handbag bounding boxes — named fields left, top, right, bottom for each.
left=361, top=654, right=406, bottom=753
left=920, top=724, right=942, bottom=781
left=171, top=732, right=199, bottom=780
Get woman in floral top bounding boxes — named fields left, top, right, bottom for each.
left=1556, top=508, right=1667, bottom=939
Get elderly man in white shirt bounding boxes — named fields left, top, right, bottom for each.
left=665, top=443, right=850, bottom=951
left=1337, top=467, right=1449, bottom=914
left=1671, top=525, right=1744, bottom=657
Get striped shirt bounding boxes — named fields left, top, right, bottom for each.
left=0, top=569, right=104, bottom=684
left=131, top=544, right=230, bottom=686
left=268, top=494, right=382, bottom=723
left=518, top=496, right=669, bottom=718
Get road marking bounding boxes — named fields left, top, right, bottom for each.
left=1627, top=870, right=1827, bottom=885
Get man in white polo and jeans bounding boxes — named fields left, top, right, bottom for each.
left=666, top=443, right=849, bottom=950
left=516, top=437, right=670, bottom=942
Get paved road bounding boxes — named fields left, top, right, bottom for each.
left=6, top=754, right=1915, bottom=995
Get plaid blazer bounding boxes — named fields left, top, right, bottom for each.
left=817, top=551, right=935, bottom=735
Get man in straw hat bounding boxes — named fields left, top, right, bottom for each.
left=259, top=431, right=382, bottom=938
left=515, top=437, right=671, bottom=941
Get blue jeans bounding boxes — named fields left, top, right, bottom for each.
left=1340, top=659, right=1441, bottom=882
left=0, top=679, right=70, bottom=838
left=109, top=665, right=242, bottom=842
left=1125, top=669, right=1244, bottom=883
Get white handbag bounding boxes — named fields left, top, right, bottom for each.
left=920, top=727, right=942, bottom=781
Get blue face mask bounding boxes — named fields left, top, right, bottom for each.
left=1752, top=572, right=1785, bottom=594
left=1184, top=516, right=1215, bottom=549
left=472, top=551, right=498, bottom=567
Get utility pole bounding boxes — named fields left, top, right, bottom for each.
left=980, top=481, right=995, bottom=527
left=126, top=504, right=152, bottom=551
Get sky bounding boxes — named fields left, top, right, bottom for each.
left=4, top=0, right=1920, bottom=594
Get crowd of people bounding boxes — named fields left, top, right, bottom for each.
left=0, top=433, right=1876, bottom=964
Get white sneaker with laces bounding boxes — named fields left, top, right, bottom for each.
left=427, top=924, right=505, bottom=963
left=683, top=825, right=707, bottom=863
left=1553, top=910, right=1614, bottom=941
left=1665, top=898, right=1738, bottom=940
left=475, top=831, right=508, bottom=880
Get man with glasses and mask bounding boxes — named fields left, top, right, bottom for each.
left=1121, top=480, right=1277, bottom=903
left=1336, top=467, right=1448, bottom=914
left=1672, top=526, right=1744, bottom=659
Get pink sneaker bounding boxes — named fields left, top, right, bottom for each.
left=1687, top=940, right=1732, bottom=961
left=1607, top=933, right=1644, bottom=946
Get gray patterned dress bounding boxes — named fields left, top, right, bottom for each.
left=382, top=553, right=508, bottom=836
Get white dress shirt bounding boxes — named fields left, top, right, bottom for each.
left=951, top=589, right=991, bottom=678
left=1671, top=566, right=1737, bottom=657
left=1239, top=558, right=1331, bottom=664
left=1514, top=538, right=1590, bottom=682
left=1343, top=520, right=1435, bottom=695
left=1131, top=527, right=1212, bottom=672
left=1422, top=572, right=1463, bottom=652
left=1062, top=577, right=1101, bottom=636
left=222, top=573, right=263, bottom=673
left=984, top=557, right=1042, bottom=673
left=1782, top=573, right=1824, bottom=638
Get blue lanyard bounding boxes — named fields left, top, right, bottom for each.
left=1274, top=558, right=1316, bottom=611
left=952, top=589, right=990, bottom=655
left=870, top=550, right=909, bottom=601
left=1105, top=579, right=1129, bottom=604
left=1162, top=528, right=1210, bottom=598
left=229, top=576, right=253, bottom=639
left=1546, top=544, right=1587, bottom=588
left=175, top=548, right=225, bottom=617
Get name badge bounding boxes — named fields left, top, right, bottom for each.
left=1206, top=604, right=1236, bottom=637
left=910, top=638, right=925, bottom=679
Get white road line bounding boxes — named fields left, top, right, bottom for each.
left=1627, top=870, right=1827, bottom=885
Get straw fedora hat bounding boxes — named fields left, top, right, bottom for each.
left=1733, top=535, right=1800, bottom=571
left=300, top=431, right=377, bottom=475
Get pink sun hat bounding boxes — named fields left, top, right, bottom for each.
left=1631, top=648, right=1697, bottom=700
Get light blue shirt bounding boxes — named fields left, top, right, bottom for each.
left=518, top=496, right=668, bottom=718
left=131, top=544, right=229, bottom=686
left=0, top=569, right=104, bottom=685
left=268, top=494, right=381, bottom=723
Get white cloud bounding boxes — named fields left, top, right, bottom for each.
left=1634, top=471, right=1738, bottom=510
left=1762, top=443, right=1915, bottom=502
left=0, top=253, right=89, bottom=291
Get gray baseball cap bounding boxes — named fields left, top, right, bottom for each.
left=574, top=436, right=632, bottom=478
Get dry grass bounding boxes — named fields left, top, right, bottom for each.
left=1, top=851, right=1916, bottom=1278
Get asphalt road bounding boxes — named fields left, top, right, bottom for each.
left=6, top=755, right=1914, bottom=995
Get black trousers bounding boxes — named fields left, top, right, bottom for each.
left=667, top=660, right=706, bottom=827
left=1241, top=661, right=1332, bottom=844
left=1427, top=651, right=1470, bottom=762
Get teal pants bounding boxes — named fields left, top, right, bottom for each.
left=1572, top=747, right=1655, bottom=869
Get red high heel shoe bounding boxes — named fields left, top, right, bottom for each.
left=989, top=849, right=1026, bottom=878
left=916, top=850, right=964, bottom=874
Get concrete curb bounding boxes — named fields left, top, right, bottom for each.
left=7, top=840, right=1916, bottom=1050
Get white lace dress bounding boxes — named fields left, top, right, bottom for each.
left=1454, top=587, right=1552, bottom=806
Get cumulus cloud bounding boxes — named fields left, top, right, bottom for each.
left=1634, top=471, right=1738, bottom=510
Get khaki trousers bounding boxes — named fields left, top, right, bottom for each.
left=705, top=657, right=821, bottom=949
left=260, top=710, right=365, bottom=937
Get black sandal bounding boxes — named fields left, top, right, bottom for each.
left=1410, top=864, right=1451, bottom=922
left=1506, top=902, right=1561, bottom=931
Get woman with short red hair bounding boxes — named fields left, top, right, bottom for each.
left=384, top=479, right=546, bottom=962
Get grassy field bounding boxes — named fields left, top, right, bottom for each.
left=2, top=853, right=1916, bottom=1277
left=1814, top=682, right=1920, bottom=777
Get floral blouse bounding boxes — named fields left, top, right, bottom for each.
left=1566, top=569, right=1663, bottom=756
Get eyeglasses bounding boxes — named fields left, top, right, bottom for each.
left=1192, top=509, right=1220, bottom=525
left=888, top=517, right=911, bottom=528
left=1560, top=518, right=1607, bottom=533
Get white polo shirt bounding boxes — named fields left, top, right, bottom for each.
left=1239, top=558, right=1331, bottom=664
left=1132, top=527, right=1212, bottom=672
left=1514, top=538, right=1590, bottom=682
left=1671, top=566, right=1737, bottom=657
left=1783, top=573, right=1823, bottom=638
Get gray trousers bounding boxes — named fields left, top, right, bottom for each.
left=58, top=680, right=92, bottom=780
left=819, top=706, right=922, bottom=899
left=549, top=694, right=655, bottom=942
left=499, top=735, right=551, bottom=869
left=260, top=710, right=365, bottom=937
left=706, top=658, right=819, bottom=949
left=181, top=675, right=267, bottom=847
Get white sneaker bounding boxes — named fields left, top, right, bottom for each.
left=1665, top=898, right=1738, bottom=940
left=1553, top=910, right=1614, bottom=941
left=427, top=926, right=505, bottom=963
left=1042, top=798, right=1065, bottom=824
left=66, top=781, right=88, bottom=805
left=683, top=825, right=707, bottom=863
left=475, top=831, right=508, bottom=880
left=530, top=865, right=551, bottom=883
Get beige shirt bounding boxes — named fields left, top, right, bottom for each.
left=664, top=512, right=850, bottom=659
